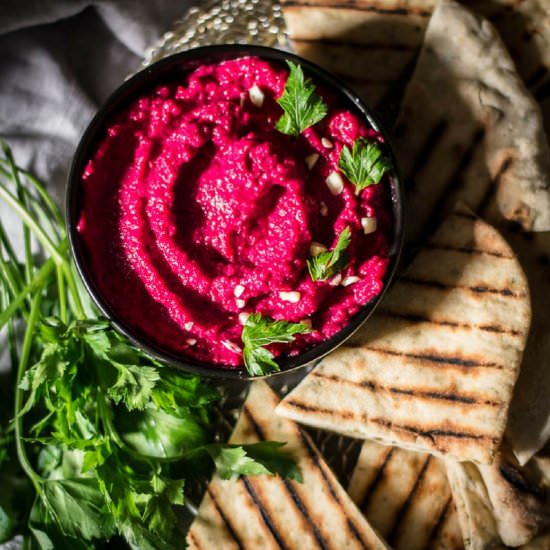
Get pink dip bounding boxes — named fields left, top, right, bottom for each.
left=77, top=56, right=392, bottom=368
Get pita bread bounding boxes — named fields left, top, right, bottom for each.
left=281, top=0, right=434, bottom=107
left=393, top=0, right=550, bottom=238
left=476, top=448, right=549, bottom=546
left=348, top=439, right=463, bottom=549
left=187, top=381, right=389, bottom=550
left=445, top=460, right=503, bottom=550
left=277, top=207, right=530, bottom=464
left=446, top=446, right=549, bottom=549
left=281, top=0, right=550, bottom=132
left=390, top=0, right=550, bottom=464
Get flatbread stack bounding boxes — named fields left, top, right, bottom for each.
left=277, top=205, right=531, bottom=464
left=272, top=0, right=550, bottom=547
left=187, top=381, right=389, bottom=549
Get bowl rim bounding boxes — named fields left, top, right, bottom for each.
left=66, top=43, right=405, bottom=380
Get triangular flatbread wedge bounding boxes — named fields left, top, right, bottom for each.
left=476, top=449, right=549, bottom=546
left=394, top=0, right=550, bottom=237
left=277, top=207, right=530, bottom=464
left=187, top=381, right=389, bottom=550
left=349, top=440, right=463, bottom=549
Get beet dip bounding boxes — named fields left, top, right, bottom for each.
left=77, top=56, right=392, bottom=368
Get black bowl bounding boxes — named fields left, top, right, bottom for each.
left=66, top=44, right=404, bottom=380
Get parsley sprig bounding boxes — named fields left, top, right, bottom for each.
left=0, top=143, right=301, bottom=550
left=338, top=138, right=391, bottom=192
left=242, top=313, right=311, bottom=376
left=276, top=61, right=328, bottom=136
left=307, top=226, right=352, bottom=282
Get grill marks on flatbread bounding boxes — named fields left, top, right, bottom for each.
left=280, top=0, right=434, bottom=106
left=277, top=208, right=530, bottom=464
left=187, top=381, right=389, bottom=550
left=281, top=0, right=550, bottom=132
left=348, top=441, right=464, bottom=549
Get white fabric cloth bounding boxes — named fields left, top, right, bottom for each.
left=0, top=1, right=194, bottom=383
left=0, top=1, right=194, bottom=195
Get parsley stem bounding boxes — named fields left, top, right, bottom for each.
left=3, top=145, right=34, bottom=286
left=0, top=183, right=64, bottom=266
left=14, top=282, right=45, bottom=493
left=0, top=255, right=57, bottom=330
left=57, top=263, right=67, bottom=323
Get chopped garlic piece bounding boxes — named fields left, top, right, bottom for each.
left=326, top=171, right=344, bottom=195
left=233, top=284, right=245, bottom=298
left=222, top=340, right=242, bottom=354
left=341, top=275, right=360, bottom=287
left=238, top=312, right=250, bottom=325
left=329, top=273, right=342, bottom=286
left=320, top=201, right=328, bottom=216
left=186, top=338, right=197, bottom=346
left=236, top=299, right=246, bottom=309
left=279, top=291, right=301, bottom=303
left=184, top=321, right=194, bottom=331
left=248, top=85, right=264, bottom=107
left=361, top=216, right=378, bottom=234
left=321, top=137, right=333, bottom=149
left=305, top=153, right=319, bottom=170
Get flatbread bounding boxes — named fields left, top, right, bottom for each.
left=281, top=0, right=435, bottom=107
left=391, top=0, right=550, bottom=464
left=446, top=446, right=549, bottom=549
left=187, top=381, right=389, bottom=550
left=277, top=209, right=530, bottom=463
left=277, top=207, right=531, bottom=464
left=281, top=0, right=550, bottom=133
left=394, top=0, right=550, bottom=237
left=445, top=460, right=503, bottom=550
left=348, top=439, right=463, bottom=549
left=477, top=448, right=549, bottom=546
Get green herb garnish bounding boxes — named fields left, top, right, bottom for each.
left=0, top=142, right=301, bottom=550
left=307, top=226, right=352, bottom=282
left=338, top=137, right=391, bottom=192
left=242, top=313, right=311, bottom=376
left=276, top=61, right=328, bottom=136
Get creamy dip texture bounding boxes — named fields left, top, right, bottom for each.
left=77, top=56, right=392, bottom=368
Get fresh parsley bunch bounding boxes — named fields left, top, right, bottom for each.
left=0, top=143, right=300, bottom=550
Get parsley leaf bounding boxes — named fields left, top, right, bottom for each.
left=205, top=441, right=302, bottom=482
left=241, top=313, right=311, bottom=376
left=108, top=364, right=160, bottom=411
left=307, top=226, right=352, bottom=281
left=338, top=137, right=391, bottom=192
left=276, top=61, right=327, bottom=136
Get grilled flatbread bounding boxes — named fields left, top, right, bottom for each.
left=446, top=446, right=549, bottom=549
left=281, top=0, right=550, bottom=133
left=445, top=460, right=503, bottom=550
left=390, top=0, right=550, bottom=464
left=477, top=449, right=549, bottom=546
left=277, top=207, right=531, bottom=464
left=187, top=381, right=389, bottom=550
left=281, top=0, right=435, bottom=107
left=394, top=0, right=550, bottom=238
left=349, top=440, right=464, bottom=549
